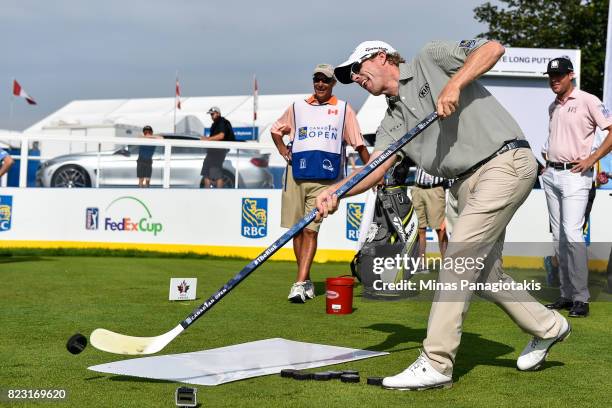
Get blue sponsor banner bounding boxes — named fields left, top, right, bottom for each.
left=0, top=195, right=13, bottom=232
left=241, top=198, right=267, bottom=238
left=346, top=202, right=364, bottom=241
left=204, top=127, right=258, bottom=141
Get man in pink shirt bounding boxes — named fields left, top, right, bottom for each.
left=271, top=63, right=370, bottom=303
left=542, top=57, right=612, bottom=317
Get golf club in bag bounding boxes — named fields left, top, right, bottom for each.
left=90, top=112, right=438, bottom=355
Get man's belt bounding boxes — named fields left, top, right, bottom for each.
left=457, top=139, right=531, bottom=179
left=546, top=161, right=575, bottom=170
left=415, top=182, right=445, bottom=189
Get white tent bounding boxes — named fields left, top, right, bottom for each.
left=25, top=94, right=308, bottom=158
left=26, top=94, right=308, bottom=138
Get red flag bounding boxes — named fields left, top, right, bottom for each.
left=175, top=77, right=181, bottom=109
left=12, top=80, right=37, bottom=105
left=253, top=75, right=258, bottom=121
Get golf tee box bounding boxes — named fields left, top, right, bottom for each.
left=169, top=278, right=197, bottom=301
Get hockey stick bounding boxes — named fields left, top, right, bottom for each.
left=90, top=111, right=438, bottom=355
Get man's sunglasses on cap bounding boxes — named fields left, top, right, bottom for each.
left=350, top=52, right=379, bottom=77
left=313, top=76, right=333, bottom=84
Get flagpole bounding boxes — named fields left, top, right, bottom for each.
left=252, top=74, right=257, bottom=141
left=10, top=78, right=14, bottom=130
left=173, top=71, right=178, bottom=133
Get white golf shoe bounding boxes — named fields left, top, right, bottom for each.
left=517, top=315, right=571, bottom=371
left=304, top=280, right=315, bottom=299
left=382, top=353, right=452, bottom=391
left=288, top=282, right=307, bottom=303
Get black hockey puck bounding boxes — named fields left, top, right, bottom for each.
left=66, top=333, right=87, bottom=355
left=313, top=372, right=332, bottom=381
left=293, top=371, right=313, bottom=380
left=342, top=370, right=359, bottom=376
left=340, top=374, right=360, bottom=383
left=280, top=369, right=298, bottom=378
left=367, top=377, right=384, bottom=386
left=328, top=371, right=343, bottom=379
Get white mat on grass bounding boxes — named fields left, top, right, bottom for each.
left=88, top=338, right=388, bottom=386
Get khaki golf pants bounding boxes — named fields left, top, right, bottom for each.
left=422, top=148, right=563, bottom=376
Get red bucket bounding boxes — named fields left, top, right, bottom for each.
left=326, top=276, right=354, bottom=315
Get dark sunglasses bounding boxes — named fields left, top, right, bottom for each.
left=350, top=61, right=362, bottom=76
left=350, top=52, right=379, bottom=77
left=313, top=76, right=333, bottom=84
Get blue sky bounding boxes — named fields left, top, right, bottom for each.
left=0, top=0, right=492, bottom=130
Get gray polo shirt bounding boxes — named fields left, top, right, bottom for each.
left=374, top=39, right=525, bottom=178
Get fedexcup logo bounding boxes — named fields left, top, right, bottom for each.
left=0, top=195, right=13, bottom=232
left=241, top=198, right=267, bottom=238
left=346, top=202, right=365, bottom=241
left=102, top=196, right=163, bottom=236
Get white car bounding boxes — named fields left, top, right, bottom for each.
left=36, top=135, right=273, bottom=188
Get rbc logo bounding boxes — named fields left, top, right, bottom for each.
left=346, top=202, right=364, bottom=241
left=86, top=207, right=99, bottom=230
left=298, top=127, right=308, bottom=140
left=241, top=198, right=267, bottom=238
left=0, top=195, right=13, bottom=232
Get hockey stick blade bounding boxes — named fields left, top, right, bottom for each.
left=90, top=325, right=184, bottom=355
left=90, top=112, right=438, bottom=355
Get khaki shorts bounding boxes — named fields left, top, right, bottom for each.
left=411, top=185, right=446, bottom=229
left=281, top=165, right=335, bottom=232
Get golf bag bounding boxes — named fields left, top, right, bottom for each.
left=350, top=166, right=420, bottom=300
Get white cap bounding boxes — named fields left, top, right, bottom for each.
left=334, top=40, right=396, bottom=84
left=207, top=106, right=221, bottom=114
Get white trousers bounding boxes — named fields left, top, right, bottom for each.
left=542, top=167, right=592, bottom=302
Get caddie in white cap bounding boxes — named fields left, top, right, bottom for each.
left=315, top=39, right=571, bottom=390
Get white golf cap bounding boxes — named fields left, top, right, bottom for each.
left=207, top=106, right=221, bottom=114
left=334, top=40, right=396, bottom=84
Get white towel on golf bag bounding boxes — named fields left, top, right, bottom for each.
left=356, top=189, right=377, bottom=250
left=88, top=338, right=388, bottom=386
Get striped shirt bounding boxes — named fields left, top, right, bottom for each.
left=415, top=167, right=451, bottom=187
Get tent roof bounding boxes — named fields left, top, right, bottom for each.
left=25, top=94, right=310, bottom=142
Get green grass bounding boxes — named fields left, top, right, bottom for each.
left=1, top=255, right=610, bottom=407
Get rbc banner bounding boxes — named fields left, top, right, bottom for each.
left=0, top=195, right=13, bottom=232
left=241, top=198, right=267, bottom=238
left=346, top=202, right=364, bottom=241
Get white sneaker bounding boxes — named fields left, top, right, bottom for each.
left=304, top=280, right=315, bottom=299
left=517, top=315, right=571, bottom=371
left=382, top=353, right=452, bottom=391
left=288, top=282, right=306, bottom=303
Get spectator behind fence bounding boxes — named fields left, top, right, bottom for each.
left=137, top=125, right=162, bottom=188
left=541, top=57, right=612, bottom=318
left=200, top=106, right=235, bottom=188
left=0, top=148, right=15, bottom=178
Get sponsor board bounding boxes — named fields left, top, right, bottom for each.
left=241, top=198, right=267, bottom=238
left=85, top=196, right=163, bottom=236
left=0, top=195, right=13, bottom=232
left=346, top=202, right=364, bottom=241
